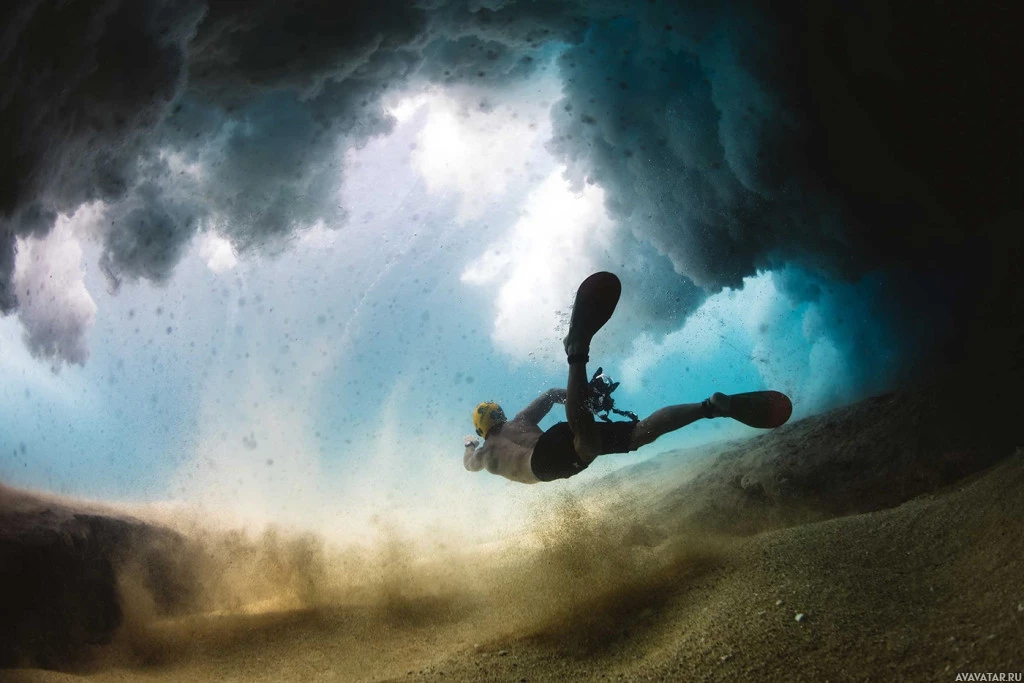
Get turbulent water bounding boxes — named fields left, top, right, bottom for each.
left=1, top=1, right=1020, bottom=680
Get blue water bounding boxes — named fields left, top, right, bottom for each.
left=0, top=70, right=907, bottom=538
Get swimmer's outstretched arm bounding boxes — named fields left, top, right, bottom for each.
left=463, top=436, right=487, bottom=472
left=514, top=388, right=567, bottom=425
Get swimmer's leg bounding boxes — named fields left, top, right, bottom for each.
left=566, top=358, right=600, bottom=462
left=628, top=393, right=730, bottom=450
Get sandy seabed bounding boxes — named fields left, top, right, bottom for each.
left=3, top=380, right=1023, bottom=682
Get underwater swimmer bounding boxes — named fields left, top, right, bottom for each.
left=462, top=273, right=793, bottom=484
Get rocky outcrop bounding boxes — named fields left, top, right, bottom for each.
left=0, top=490, right=195, bottom=669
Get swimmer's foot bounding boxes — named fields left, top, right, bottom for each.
left=564, top=272, right=621, bottom=364
left=563, top=330, right=590, bottom=362
left=702, top=392, right=731, bottom=418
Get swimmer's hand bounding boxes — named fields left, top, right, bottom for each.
left=463, top=436, right=480, bottom=449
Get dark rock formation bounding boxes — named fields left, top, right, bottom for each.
left=0, top=490, right=196, bottom=669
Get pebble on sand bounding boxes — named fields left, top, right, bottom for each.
left=795, top=613, right=805, bottom=622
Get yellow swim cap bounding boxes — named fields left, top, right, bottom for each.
left=473, top=401, right=506, bottom=438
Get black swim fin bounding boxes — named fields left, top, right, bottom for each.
left=564, top=272, right=621, bottom=362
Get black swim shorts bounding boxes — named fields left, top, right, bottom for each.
left=530, top=421, right=637, bottom=482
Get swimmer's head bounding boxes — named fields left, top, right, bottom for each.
left=472, top=401, right=506, bottom=438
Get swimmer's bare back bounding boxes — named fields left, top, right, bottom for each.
left=467, top=419, right=543, bottom=484
left=464, top=388, right=567, bottom=484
